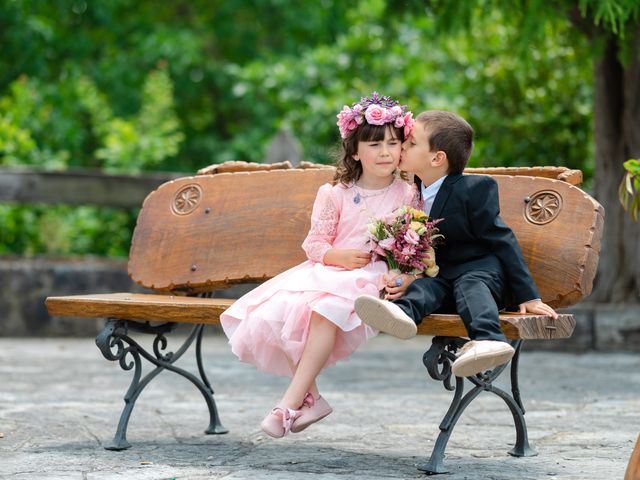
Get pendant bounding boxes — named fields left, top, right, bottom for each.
left=353, top=192, right=361, bottom=204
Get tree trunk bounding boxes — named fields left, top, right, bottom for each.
left=591, top=29, right=640, bottom=302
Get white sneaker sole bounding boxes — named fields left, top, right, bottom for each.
left=354, top=295, right=417, bottom=340
left=451, top=348, right=515, bottom=377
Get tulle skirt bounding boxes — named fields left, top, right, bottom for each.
left=220, top=260, right=386, bottom=377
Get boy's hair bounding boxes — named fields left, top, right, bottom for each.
left=332, top=123, right=405, bottom=185
left=416, top=111, right=474, bottom=174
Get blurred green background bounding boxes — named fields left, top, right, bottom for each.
left=0, top=0, right=606, bottom=257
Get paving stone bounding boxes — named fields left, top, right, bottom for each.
left=0, top=335, right=638, bottom=479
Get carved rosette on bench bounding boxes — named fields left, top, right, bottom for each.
left=45, top=167, right=604, bottom=473
left=525, top=190, right=563, bottom=225
left=171, top=184, right=202, bottom=215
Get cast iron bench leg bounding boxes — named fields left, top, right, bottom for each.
left=419, top=337, right=537, bottom=475
left=95, top=319, right=228, bottom=451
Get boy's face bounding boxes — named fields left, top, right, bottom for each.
left=399, top=121, right=434, bottom=174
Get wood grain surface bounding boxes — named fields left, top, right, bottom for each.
left=417, top=313, right=575, bottom=340
left=127, top=170, right=603, bottom=309
left=47, top=168, right=603, bottom=340
left=45, top=293, right=233, bottom=324
left=46, top=293, right=573, bottom=339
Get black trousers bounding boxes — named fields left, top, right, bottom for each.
left=394, top=269, right=507, bottom=342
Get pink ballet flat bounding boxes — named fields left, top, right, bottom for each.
left=260, top=405, right=301, bottom=438
left=290, top=393, right=333, bottom=433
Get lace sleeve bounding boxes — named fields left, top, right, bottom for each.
left=302, top=184, right=339, bottom=263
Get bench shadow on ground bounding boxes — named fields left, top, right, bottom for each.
left=43, top=435, right=553, bottom=479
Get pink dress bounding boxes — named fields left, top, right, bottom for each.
left=220, top=178, right=417, bottom=377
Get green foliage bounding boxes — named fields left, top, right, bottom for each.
left=225, top=5, right=592, bottom=172
left=0, top=0, right=605, bottom=256
left=446, top=10, right=594, bottom=174
left=0, top=116, right=36, bottom=165
left=578, top=0, right=640, bottom=36
left=0, top=75, right=78, bottom=169
left=0, top=204, right=136, bottom=257
left=619, top=159, right=640, bottom=221
left=77, top=67, right=184, bottom=173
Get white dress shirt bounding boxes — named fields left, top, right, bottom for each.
left=420, top=175, right=447, bottom=216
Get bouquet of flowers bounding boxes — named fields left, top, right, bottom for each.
left=367, top=206, right=443, bottom=278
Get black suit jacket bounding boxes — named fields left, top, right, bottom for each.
left=419, top=174, right=540, bottom=306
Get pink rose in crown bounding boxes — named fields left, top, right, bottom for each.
left=365, top=104, right=386, bottom=125
left=335, top=93, right=415, bottom=139
left=403, top=112, right=415, bottom=138
left=337, top=106, right=357, bottom=137
left=382, top=108, right=396, bottom=123
left=337, top=107, right=354, bottom=124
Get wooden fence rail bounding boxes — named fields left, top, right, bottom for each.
left=0, top=167, right=182, bottom=209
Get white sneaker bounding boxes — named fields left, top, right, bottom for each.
left=354, top=295, right=417, bottom=339
left=451, top=340, right=515, bottom=377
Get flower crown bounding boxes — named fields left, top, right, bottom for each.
left=336, top=92, right=415, bottom=139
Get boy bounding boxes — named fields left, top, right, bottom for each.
left=354, top=110, right=557, bottom=377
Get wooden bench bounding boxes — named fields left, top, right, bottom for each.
left=626, top=434, right=640, bottom=480
left=45, top=165, right=603, bottom=473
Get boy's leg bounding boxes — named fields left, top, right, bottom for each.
left=354, top=277, right=452, bottom=339
left=451, top=270, right=515, bottom=376
left=395, top=276, right=453, bottom=323
left=452, top=270, right=506, bottom=341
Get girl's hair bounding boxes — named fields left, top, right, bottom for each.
left=332, top=123, right=405, bottom=186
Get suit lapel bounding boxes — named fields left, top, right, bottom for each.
left=429, top=174, right=462, bottom=219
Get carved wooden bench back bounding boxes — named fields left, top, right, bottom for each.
left=129, top=169, right=603, bottom=308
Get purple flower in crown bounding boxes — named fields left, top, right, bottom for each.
left=336, top=91, right=414, bottom=139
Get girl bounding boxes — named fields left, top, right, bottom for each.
left=220, top=92, right=419, bottom=438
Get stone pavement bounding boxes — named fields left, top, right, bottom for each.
left=0, top=334, right=638, bottom=480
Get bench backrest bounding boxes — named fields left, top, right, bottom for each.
left=129, top=169, right=603, bottom=308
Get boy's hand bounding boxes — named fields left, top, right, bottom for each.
left=324, top=249, right=371, bottom=270
left=383, top=272, right=420, bottom=300
left=519, top=299, right=558, bottom=320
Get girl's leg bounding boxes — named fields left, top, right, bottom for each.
left=279, top=311, right=336, bottom=409
left=285, top=360, right=320, bottom=399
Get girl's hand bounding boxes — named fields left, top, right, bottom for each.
left=383, top=272, right=421, bottom=300
left=324, top=249, right=372, bottom=270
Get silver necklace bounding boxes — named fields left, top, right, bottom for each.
left=353, top=181, right=393, bottom=204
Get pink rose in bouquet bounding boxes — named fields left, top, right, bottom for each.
left=367, top=206, right=443, bottom=278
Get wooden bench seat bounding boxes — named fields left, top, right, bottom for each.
left=46, top=293, right=234, bottom=324
left=45, top=165, right=603, bottom=473
left=47, top=292, right=575, bottom=340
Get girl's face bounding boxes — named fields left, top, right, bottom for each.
left=353, top=127, right=401, bottom=181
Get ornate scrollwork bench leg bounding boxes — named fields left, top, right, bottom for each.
left=418, top=336, right=537, bottom=475
left=95, top=318, right=228, bottom=450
